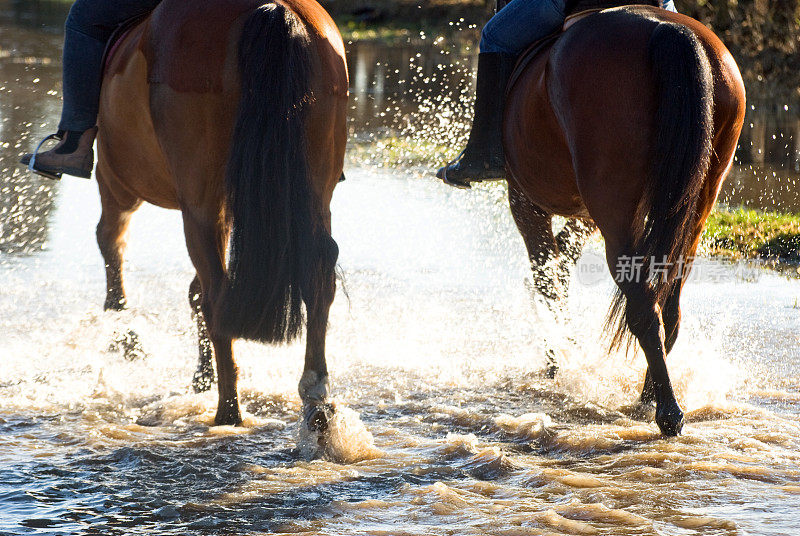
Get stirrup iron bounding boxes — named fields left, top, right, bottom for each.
left=440, top=149, right=472, bottom=190
left=27, top=133, right=64, bottom=181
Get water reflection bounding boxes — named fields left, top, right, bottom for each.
left=730, top=101, right=800, bottom=211
left=5, top=0, right=70, bottom=30
left=0, top=5, right=63, bottom=254
left=345, top=40, right=477, bottom=149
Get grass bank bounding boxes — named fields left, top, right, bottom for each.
left=701, top=207, right=800, bottom=264
left=348, top=135, right=450, bottom=169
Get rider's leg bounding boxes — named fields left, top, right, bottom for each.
left=438, top=0, right=566, bottom=188
left=481, top=0, right=566, bottom=57
left=21, top=0, right=162, bottom=179
left=58, top=4, right=112, bottom=135
left=436, top=52, right=515, bottom=188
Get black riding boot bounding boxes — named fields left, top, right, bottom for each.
left=437, top=52, right=515, bottom=188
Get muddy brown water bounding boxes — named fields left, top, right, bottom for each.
left=2, top=3, right=800, bottom=535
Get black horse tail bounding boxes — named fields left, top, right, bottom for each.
left=216, top=4, right=319, bottom=343
left=608, top=22, right=713, bottom=348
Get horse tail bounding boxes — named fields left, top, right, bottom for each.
left=216, top=4, right=318, bottom=344
left=608, top=21, right=713, bottom=348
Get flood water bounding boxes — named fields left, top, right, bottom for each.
left=2, top=2, right=800, bottom=535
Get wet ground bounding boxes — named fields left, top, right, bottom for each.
left=2, top=2, right=800, bottom=535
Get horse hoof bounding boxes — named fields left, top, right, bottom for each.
left=304, top=403, right=335, bottom=434
left=656, top=406, right=684, bottom=437
left=214, top=407, right=242, bottom=427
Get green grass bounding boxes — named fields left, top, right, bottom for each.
left=702, top=207, right=800, bottom=262
left=336, top=17, right=417, bottom=44
left=334, top=15, right=480, bottom=48
left=348, top=136, right=452, bottom=169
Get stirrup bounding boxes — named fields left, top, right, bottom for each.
left=439, top=149, right=472, bottom=190
left=27, top=133, right=64, bottom=181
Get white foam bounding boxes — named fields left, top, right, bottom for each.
left=297, top=403, right=382, bottom=464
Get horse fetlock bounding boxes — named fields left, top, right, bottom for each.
left=630, top=401, right=656, bottom=421
left=104, top=293, right=127, bottom=311
left=530, top=267, right=565, bottom=303
left=639, top=384, right=657, bottom=406
left=321, top=234, right=339, bottom=268
left=556, top=259, right=574, bottom=286
left=544, top=347, right=559, bottom=379
left=639, top=370, right=657, bottom=405
left=299, top=370, right=330, bottom=404
left=189, top=290, right=203, bottom=310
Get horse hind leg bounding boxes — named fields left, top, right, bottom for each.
left=508, top=184, right=566, bottom=378
left=182, top=211, right=241, bottom=426
left=609, top=250, right=684, bottom=436
left=299, top=232, right=339, bottom=432
left=640, top=281, right=682, bottom=405
left=508, top=185, right=562, bottom=305
left=640, top=110, right=741, bottom=407
left=96, top=171, right=141, bottom=311
left=189, top=275, right=216, bottom=393
left=554, top=218, right=596, bottom=292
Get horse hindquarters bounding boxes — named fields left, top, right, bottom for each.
left=613, top=23, right=716, bottom=436
left=158, top=3, right=328, bottom=426
left=215, top=3, right=343, bottom=424
left=555, top=14, right=718, bottom=435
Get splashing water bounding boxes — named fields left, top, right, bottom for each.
left=8, top=168, right=797, bottom=535
left=297, top=403, right=382, bottom=464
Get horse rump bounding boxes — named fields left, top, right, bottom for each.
left=215, top=3, right=322, bottom=344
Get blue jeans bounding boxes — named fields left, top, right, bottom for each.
left=480, top=0, right=678, bottom=55
left=59, top=0, right=162, bottom=131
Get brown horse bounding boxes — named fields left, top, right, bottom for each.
left=503, top=4, right=745, bottom=435
left=95, top=0, right=348, bottom=427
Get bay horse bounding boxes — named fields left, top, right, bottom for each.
left=502, top=2, right=745, bottom=435
left=96, top=0, right=348, bottom=427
